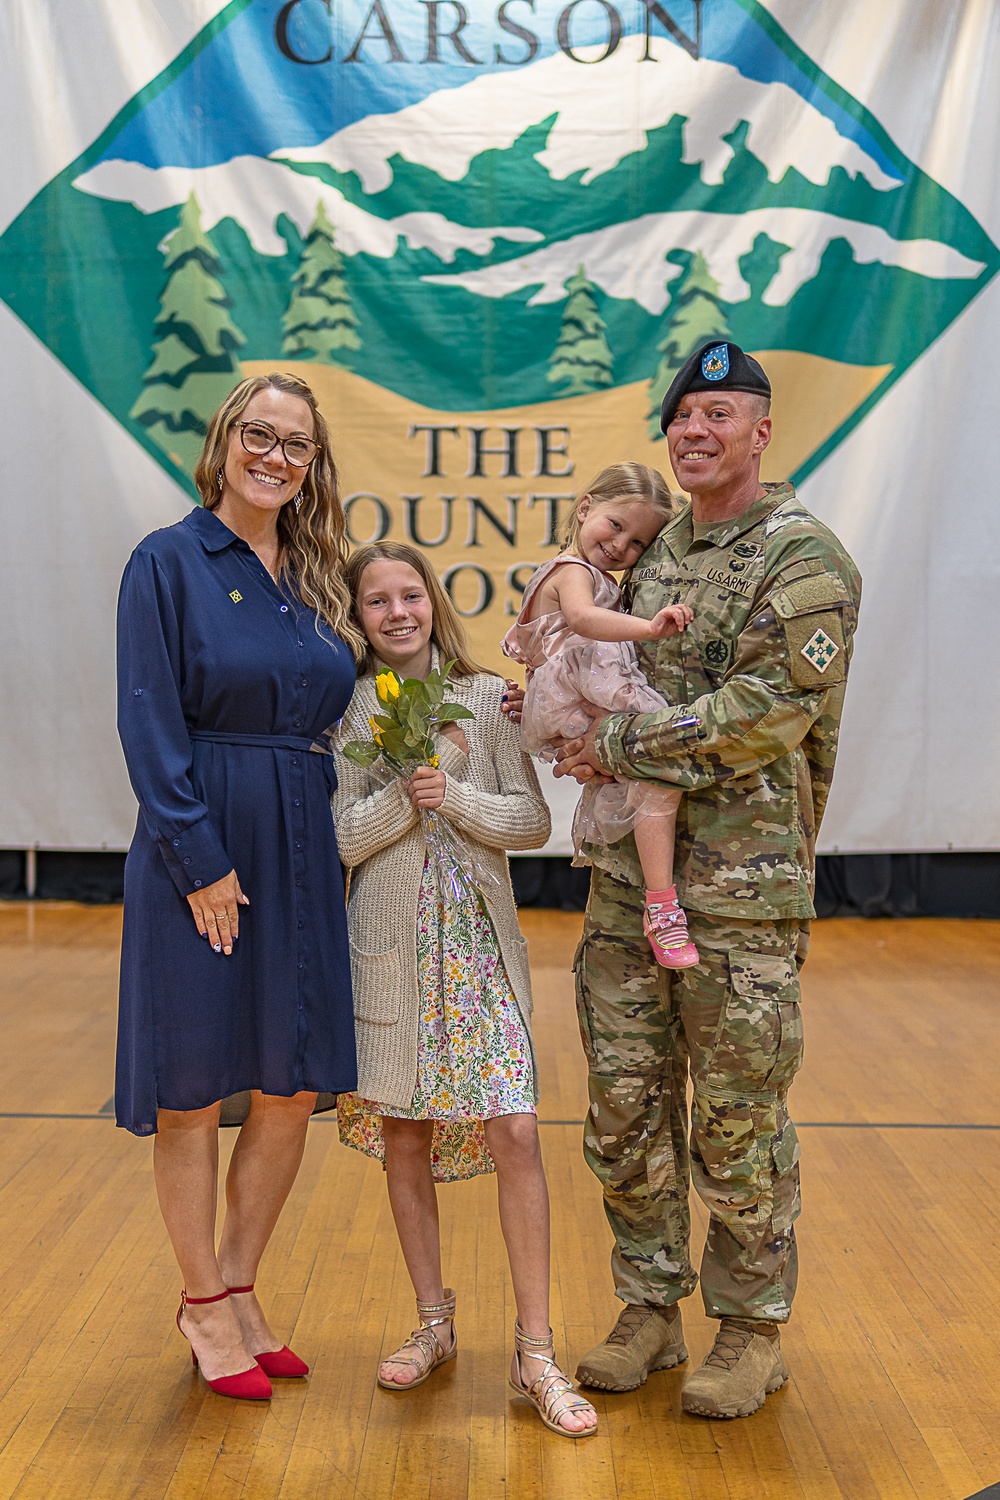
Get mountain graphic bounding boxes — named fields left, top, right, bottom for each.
left=0, top=0, right=996, bottom=491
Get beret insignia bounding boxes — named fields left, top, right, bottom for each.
left=701, top=344, right=729, bottom=380
left=660, top=341, right=772, bottom=431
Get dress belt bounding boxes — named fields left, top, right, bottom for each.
left=189, top=730, right=329, bottom=754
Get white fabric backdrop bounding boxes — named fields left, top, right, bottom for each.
left=1, top=0, right=997, bottom=855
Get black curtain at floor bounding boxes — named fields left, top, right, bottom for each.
left=2, top=849, right=999, bottom=917
left=511, top=853, right=1000, bottom=917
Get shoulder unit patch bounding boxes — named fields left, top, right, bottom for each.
left=800, top=627, right=839, bottom=673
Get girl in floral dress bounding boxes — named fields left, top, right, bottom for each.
left=331, top=542, right=597, bottom=1439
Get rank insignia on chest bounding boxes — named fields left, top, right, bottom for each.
left=229, top=590, right=242, bottom=603
left=800, top=627, right=839, bottom=672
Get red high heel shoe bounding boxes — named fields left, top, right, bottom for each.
left=228, top=1284, right=309, bottom=1378
left=176, top=1289, right=273, bottom=1399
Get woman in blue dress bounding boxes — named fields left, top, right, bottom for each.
left=116, top=372, right=361, bottom=1399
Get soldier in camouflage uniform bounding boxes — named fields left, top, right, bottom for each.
left=557, top=342, right=861, bottom=1419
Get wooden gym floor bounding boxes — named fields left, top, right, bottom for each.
left=1, top=905, right=1000, bottom=1500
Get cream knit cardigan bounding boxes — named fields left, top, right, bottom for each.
left=331, top=662, right=551, bottom=1110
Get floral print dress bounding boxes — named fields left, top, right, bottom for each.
left=337, top=859, right=536, bottom=1182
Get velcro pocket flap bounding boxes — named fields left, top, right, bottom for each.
left=729, top=949, right=798, bottom=1002
left=771, top=1115, right=801, bottom=1176
left=771, top=575, right=849, bottom=688
left=772, top=573, right=849, bottom=618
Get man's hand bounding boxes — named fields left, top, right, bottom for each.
left=553, top=719, right=614, bottom=785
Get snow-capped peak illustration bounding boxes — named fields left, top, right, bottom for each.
left=277, top=34, right=904, bottom=195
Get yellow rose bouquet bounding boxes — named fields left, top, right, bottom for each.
left=342, top=662, right=499, bottom=907
left=341, top=660, right=474, bottom=774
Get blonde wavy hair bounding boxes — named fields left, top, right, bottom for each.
left=194, top=372, right=365, bottom=660
left=345, top=542, right=492, bottom=679
left=559, top=462, right=680, bottom=554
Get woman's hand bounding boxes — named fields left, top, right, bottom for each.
left=406, top=765, right=447, bottom=810
left=501, top=678, right=525, bottom=721
left=186, top=869, right=249, bottom=954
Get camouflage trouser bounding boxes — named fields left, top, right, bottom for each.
left=574, top=867, right=807, bottom=1323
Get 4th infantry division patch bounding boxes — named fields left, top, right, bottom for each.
left=801, top=628, right=839, bottom=672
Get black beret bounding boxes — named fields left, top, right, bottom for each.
left=660, top=342, right=771, bottom=431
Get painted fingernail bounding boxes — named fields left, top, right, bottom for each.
left=213, top=943, right=222, bottom=953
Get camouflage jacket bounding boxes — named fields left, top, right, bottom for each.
left=591, top=482, right=862, bottom=920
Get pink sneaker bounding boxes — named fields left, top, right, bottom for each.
left=643, top=900, right=700, bottom=968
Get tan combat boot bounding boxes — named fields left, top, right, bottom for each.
left=681, top=1318, right=789, bottom=1419
left=575, top=1304, right=688, bottom=1392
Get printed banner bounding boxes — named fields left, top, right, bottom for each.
left=2, top=1, right=999, bottom=853
left=2, top=0, right=995, bottom=670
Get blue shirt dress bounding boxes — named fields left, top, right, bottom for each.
left=115, top=505, right=357, bottom=1135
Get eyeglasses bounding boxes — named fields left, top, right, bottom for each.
left=236, top=421, right=319, bottom=468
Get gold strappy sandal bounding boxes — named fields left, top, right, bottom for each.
left=376, top=1289, right=457, bottom=1391
left=509, top=1321, right=598, bottom=1438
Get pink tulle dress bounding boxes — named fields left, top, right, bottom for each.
left=502, top=556, right=681, bottom=861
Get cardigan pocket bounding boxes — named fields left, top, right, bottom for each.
left=349, top=941, right=403, bottom=1025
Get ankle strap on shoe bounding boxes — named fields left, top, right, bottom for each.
left=181, top=1288, right=230, bottom=1307
left=227, top=1284, right=255, bottom=1295
left=416, top=1288, right=456, bottom=1326
left=514, top=1320, right=555, bottom=1353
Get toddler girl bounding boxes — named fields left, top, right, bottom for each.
left=503, top=463, right=698, bottom=967
left=331, top=541, right=598, bottom=1439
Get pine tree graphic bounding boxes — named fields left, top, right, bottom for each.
left=547, top=265, right=614, bottom=396
left=282, top=202, right=362, bottom=364
left=130, top=194, right=245, bottom=472
left=647, top=252, right=730, bottom=439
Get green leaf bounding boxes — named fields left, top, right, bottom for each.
left=380, top=725, right=409, bottom=757
left=436, top=704, right=476, bottom=723
left=342, top=741, right=379, bottom=766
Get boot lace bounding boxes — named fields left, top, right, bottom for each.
left=703, top=1318, right=772, bottom=1370
left=606, top=1305, right=654, bottom=1346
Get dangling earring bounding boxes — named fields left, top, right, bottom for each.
left=293, top=491, right=303, bottom=512
left=216, top=467, right=224, bottom=489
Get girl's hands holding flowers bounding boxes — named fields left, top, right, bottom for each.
left=406, top=764, right=447, bottom=809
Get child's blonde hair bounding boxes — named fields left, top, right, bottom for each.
left=559, top=462, right=680, bottom=554
left=345, top=541, right=493, bottom=678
